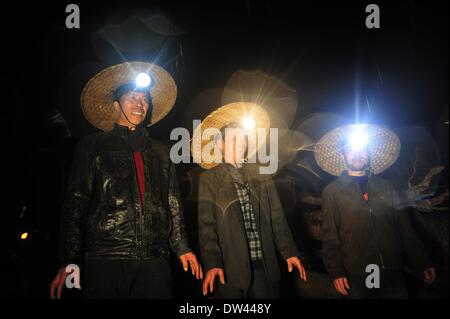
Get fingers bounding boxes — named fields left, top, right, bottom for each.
left=188, top=259, right=196, bottom=276
left=199, top=265, right=204, bottom=280
left=300, top=264, right=307, bottom=282
left=181, top=254, right=203, bottom=279
left=202, top=274, right=210, bottom=296
left=333, top=280, right=343, bottom=295
left=188, top=256, right=202, bottom=279
left=339, top=281, right=349, bottom=296
left=343, top=278, right=350, bottom=290
left=289, top=259, right=307, bottom=282
left=202, top=269, right=224, bottom=296
left=50, top=273, right=64, bottom=300
left=56, top=273, right=67, bottom=299
left=193, top=259, right=200, bottom=279
left=50, top=280, right=56, bottom=299
left=334, top=279, right=349, bottom=296
left=57, top=278, right=64, bottom=299
left=181, top=256, right=188, bottom=272
left=287, top=260, right=293, bottom=272
left=295, top=261, right=307, bottom=282
left=339, top=280, right=349, bottom=296
left=209, top=272, right=215, bottom=293
left=218, top=269, right=225, bottom=285
left=192, top=261, right=199, bottom=279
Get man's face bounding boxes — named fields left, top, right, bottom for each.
left=115, top=91, right=149, bottom=126
left=342, top=147, right=370, bottom=172
left=218, top=128, right=248, bottom=164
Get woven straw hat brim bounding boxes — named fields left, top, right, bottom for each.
left=192, top=102, right=271, bottom=170
left=81, top=61, right=177, bottom=131
left=314, top=124, right=401, bottom=176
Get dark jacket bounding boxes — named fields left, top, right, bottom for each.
left=321, top=172, right=432, bottom=281
left=59, top=125, right=191, bottom=266
left=198, top=163, right=299, bottom=289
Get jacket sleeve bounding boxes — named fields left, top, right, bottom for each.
left=168, top=162, right=192, bottom=257
left=265, top=177, right=300, bottom=260
left=198, top=172, right=224, bottom=272
left=59, top=137, right=93, bottom=267
left=390, top=183, right=433, bottom=273
left=321, top=186, right=347, bottom=280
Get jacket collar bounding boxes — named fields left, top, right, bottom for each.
left=112, top=123, right=151, bottom=151
left=336, top=171, right=369, bottom=193
left=113, top=123, right=129, bottom=137
left=213, top=162, right=249, bottom=185
left=112, top=123, right=150, bottom=135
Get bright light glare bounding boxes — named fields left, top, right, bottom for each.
left=136, top=73, right=151, bottom=88
left=348, top=126, right=369, bottom=151
left=20, top=232, right=29, bottom=240
left=242, top=117, right=256, bottom=130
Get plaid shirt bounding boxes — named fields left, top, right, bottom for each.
left=229, top=165, right=263, bottom=261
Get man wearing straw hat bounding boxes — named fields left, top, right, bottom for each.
left=50, top=62, right=202, bottom=299
left=315, top=124, right=436, bottom=298
left=193, top=102, right=307, bottom=299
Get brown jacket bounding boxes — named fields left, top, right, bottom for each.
left=321, top=172, right=432, bottom=281
left=198, top=163, right=299, bottom=289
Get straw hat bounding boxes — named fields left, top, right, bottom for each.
left=314, top=124, right=401, bottom=176
left=80, top=61, right=177, bottom=131
left=192, top=102, right=271, bottom=170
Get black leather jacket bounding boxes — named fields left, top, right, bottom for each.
left=59, top=125, right=191, bottom=266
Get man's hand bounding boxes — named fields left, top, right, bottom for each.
left=333, top=277, right=350, bottom=296
left=50, top=267, right=70, bottom=299
left=423, top=267, right=436, bottom=285
left=179, top=252, right=203, bottom=280
left=202, top=268, right=225, bottom=295
left=287, top=257, right=307, bottom=282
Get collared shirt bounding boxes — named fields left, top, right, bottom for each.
left=228, top=164, right=263, bottom=261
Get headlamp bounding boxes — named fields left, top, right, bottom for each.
left=242, top=117, right=256, bottom=130
left=135, top=72, right=152, bottom=88
left=346, top=126, right=369, bottom=151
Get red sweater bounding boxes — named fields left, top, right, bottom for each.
left=133, top=152, right=145, bottom=206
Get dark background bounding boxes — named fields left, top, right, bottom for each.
left=1, top=0, right=448, bottom=299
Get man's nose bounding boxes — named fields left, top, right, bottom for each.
left=135, top=99, right=143, bottom=108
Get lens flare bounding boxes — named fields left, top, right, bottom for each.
left=348, top=126, right=369, bottom=151
left=242, top=117, right=256, bottom=130
left=136, top=73, right=152, bottom=88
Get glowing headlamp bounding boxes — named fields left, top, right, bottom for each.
left=346, top=126, right=369, bottom=151
left=135, top=72, right=152, bottom=88
left=242, top=117, right=256, bottom=130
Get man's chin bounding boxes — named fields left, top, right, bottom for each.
left=129, top=116, right=145, bottom=124
left=349, top=166, right=368, bottom=172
